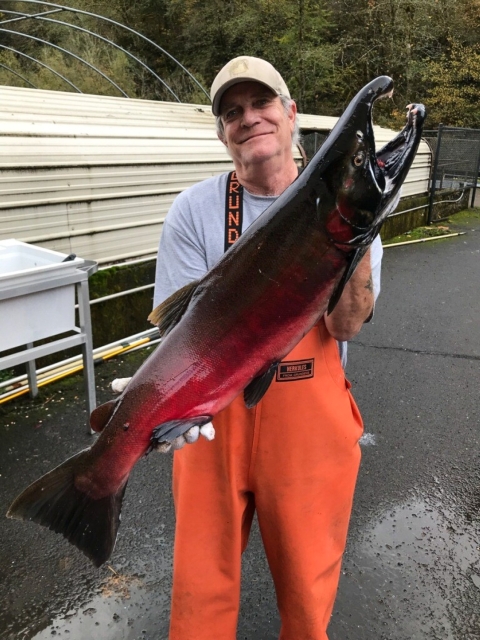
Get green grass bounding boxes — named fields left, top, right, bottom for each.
left=445, top=208, right=480, bottom=224
left=384, top=207, right=480, bottom=245
left=383, top=224, right=453, bottom=245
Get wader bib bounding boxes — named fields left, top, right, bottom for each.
left=169, top=172, right=364, bottom=640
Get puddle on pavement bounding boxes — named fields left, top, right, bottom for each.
left=29, top=570, right=170, bottom=640
left=335, top=495, right=480, bottom=638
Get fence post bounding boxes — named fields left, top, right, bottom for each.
left=427, top=123, right=444, bottom=224
left=470, top=140, right=480, bottom=208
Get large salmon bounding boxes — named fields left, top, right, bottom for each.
left=7, top=77, right=426, bottom=567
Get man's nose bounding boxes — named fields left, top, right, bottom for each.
left=241, top=105, right=260, bottom=127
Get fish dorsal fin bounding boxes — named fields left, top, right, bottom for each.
left=148, top=280, right=200, bottom=337
left=327, top=247, right=367, bottom=315
left=244, top=363, right=279, bottom=409
left=90, top=399, right=118, bottom=433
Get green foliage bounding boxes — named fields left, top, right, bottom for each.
left=423, top=42, right=480, bottom=128
left=0, top=0, right=479, bottom=127
left=161, top=0, right=337, bottom=112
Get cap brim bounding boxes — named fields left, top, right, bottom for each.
left=212, top=79, right=279, bottom=116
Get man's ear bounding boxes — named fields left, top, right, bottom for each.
left=217, top=132, right=227, bottom=147
left=288, top=100, right=297, bottom=123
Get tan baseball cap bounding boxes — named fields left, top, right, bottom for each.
left=210, top=56, right=290, bottom=116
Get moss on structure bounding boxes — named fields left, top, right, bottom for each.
left=383, top=207, right=479, bottom=245
left=380, top=188, right=471, bottom=241
left=88, top=261, right=156, bottom=349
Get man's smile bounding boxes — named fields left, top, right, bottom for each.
left=239, top=131, right=274, bottom=144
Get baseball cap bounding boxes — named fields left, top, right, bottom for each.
left=210, top=56, right=290, bottom=116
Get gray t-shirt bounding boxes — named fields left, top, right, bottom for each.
left=154, top=172, right=383, bottom=367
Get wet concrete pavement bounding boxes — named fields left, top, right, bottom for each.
left=1, top=211, right=479, bottom=640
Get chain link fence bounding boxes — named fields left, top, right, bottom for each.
left=423, top=126, right=480, bottom=222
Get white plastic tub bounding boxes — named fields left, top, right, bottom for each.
left=0, top=239, right=85, bottom=351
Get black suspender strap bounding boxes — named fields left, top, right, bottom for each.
left=224, top=171, right=244, bottom=253
left=224, top=167, right=302, bottom=252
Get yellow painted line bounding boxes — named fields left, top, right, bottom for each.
left=0, top=337, right=152, bottom=405
left=0, top=365, right=83, bottom=404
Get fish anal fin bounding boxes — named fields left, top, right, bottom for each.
left=90, top=399, right=118, bottom=433
left=244, top=363, right=278, bottom=409
left=151, top=415, right=212, bottom=445
left=148, top=280, right=200, bottom=337
left=7, top=449, right=126, bottom=567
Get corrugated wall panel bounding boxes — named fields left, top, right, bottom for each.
left=0, top=138, right=235, bottom=168
left=2, top=193, right=175, bottom=245
left=0, top=86, right=431, bottom=264
left=37, top=225, right=163, bottom=264
left=0, top=86, right=216, bottom=123
left=0, top=164, right=235, bottom=208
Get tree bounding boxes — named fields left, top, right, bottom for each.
left=1, top=0, right=480, bottom=127
left=422, top=42, right=480, bottom=128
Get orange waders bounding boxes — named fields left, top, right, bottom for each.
left=169, top=321, right=364, bottom=640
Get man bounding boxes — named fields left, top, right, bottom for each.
left=152, top=56, right=382, bottom=639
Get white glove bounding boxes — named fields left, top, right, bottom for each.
left=111, top=378, right=215, bottom=452
left=111, top=377, right=132, bottom=393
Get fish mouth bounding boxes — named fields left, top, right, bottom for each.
left=332, top=75, right=397, bottom=204
left=342, top=77, right=426, bottom=225
left=374, top=102, right=427, bottom=220
left=309, top=76, right=425, bottom=239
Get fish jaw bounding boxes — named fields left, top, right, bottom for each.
left=374, top=102, right=427, bottom=224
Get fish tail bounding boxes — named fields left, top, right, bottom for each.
left=6, top=449, right=127, bottom=567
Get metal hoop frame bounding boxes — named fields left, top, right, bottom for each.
left=0, top=60, right=37, bottom=88
left=0, top=43, right=82, bottom=92
left=0, top=26, right=129, bottom=96
left=0, top=8, right=180, bottom=100
left=0, top=0, right=209, bottom=101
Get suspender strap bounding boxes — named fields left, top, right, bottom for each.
left=224, top=171, right=244, bottom=253
left=224, top=167, right=302, bottom=252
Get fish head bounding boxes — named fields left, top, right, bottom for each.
left=310, top=76, right=426, bottom=250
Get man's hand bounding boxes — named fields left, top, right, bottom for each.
left=111, top=377, right=215, bottom=451
left=324, top=247, right=374, bottom=341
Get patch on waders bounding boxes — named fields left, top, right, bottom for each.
left=276, top=359, right=314, bottom=381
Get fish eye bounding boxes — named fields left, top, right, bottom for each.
left=353, top=152, right=365, bottom=167
left=356, top=131, right=364, bottom=141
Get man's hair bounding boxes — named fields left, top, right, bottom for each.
left=215, top=94, right=301, bottom=147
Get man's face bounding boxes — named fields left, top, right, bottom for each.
left=218, top=81, right=296, bottom=168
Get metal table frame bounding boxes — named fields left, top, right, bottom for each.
left=0, top=265, right=97, bottom=420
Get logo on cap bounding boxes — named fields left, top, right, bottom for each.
left=229, top=59, right=249, bottom=78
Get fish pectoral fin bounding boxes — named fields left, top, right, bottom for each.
left=243, top=362, right=279, bottom=409
left=151, top=415, right=213, bottom=446
left=327, top=246, right=368, bottom=315
left=148, top=280, right=201, bottom=337
left=90, top=399, right=118, bottom=433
